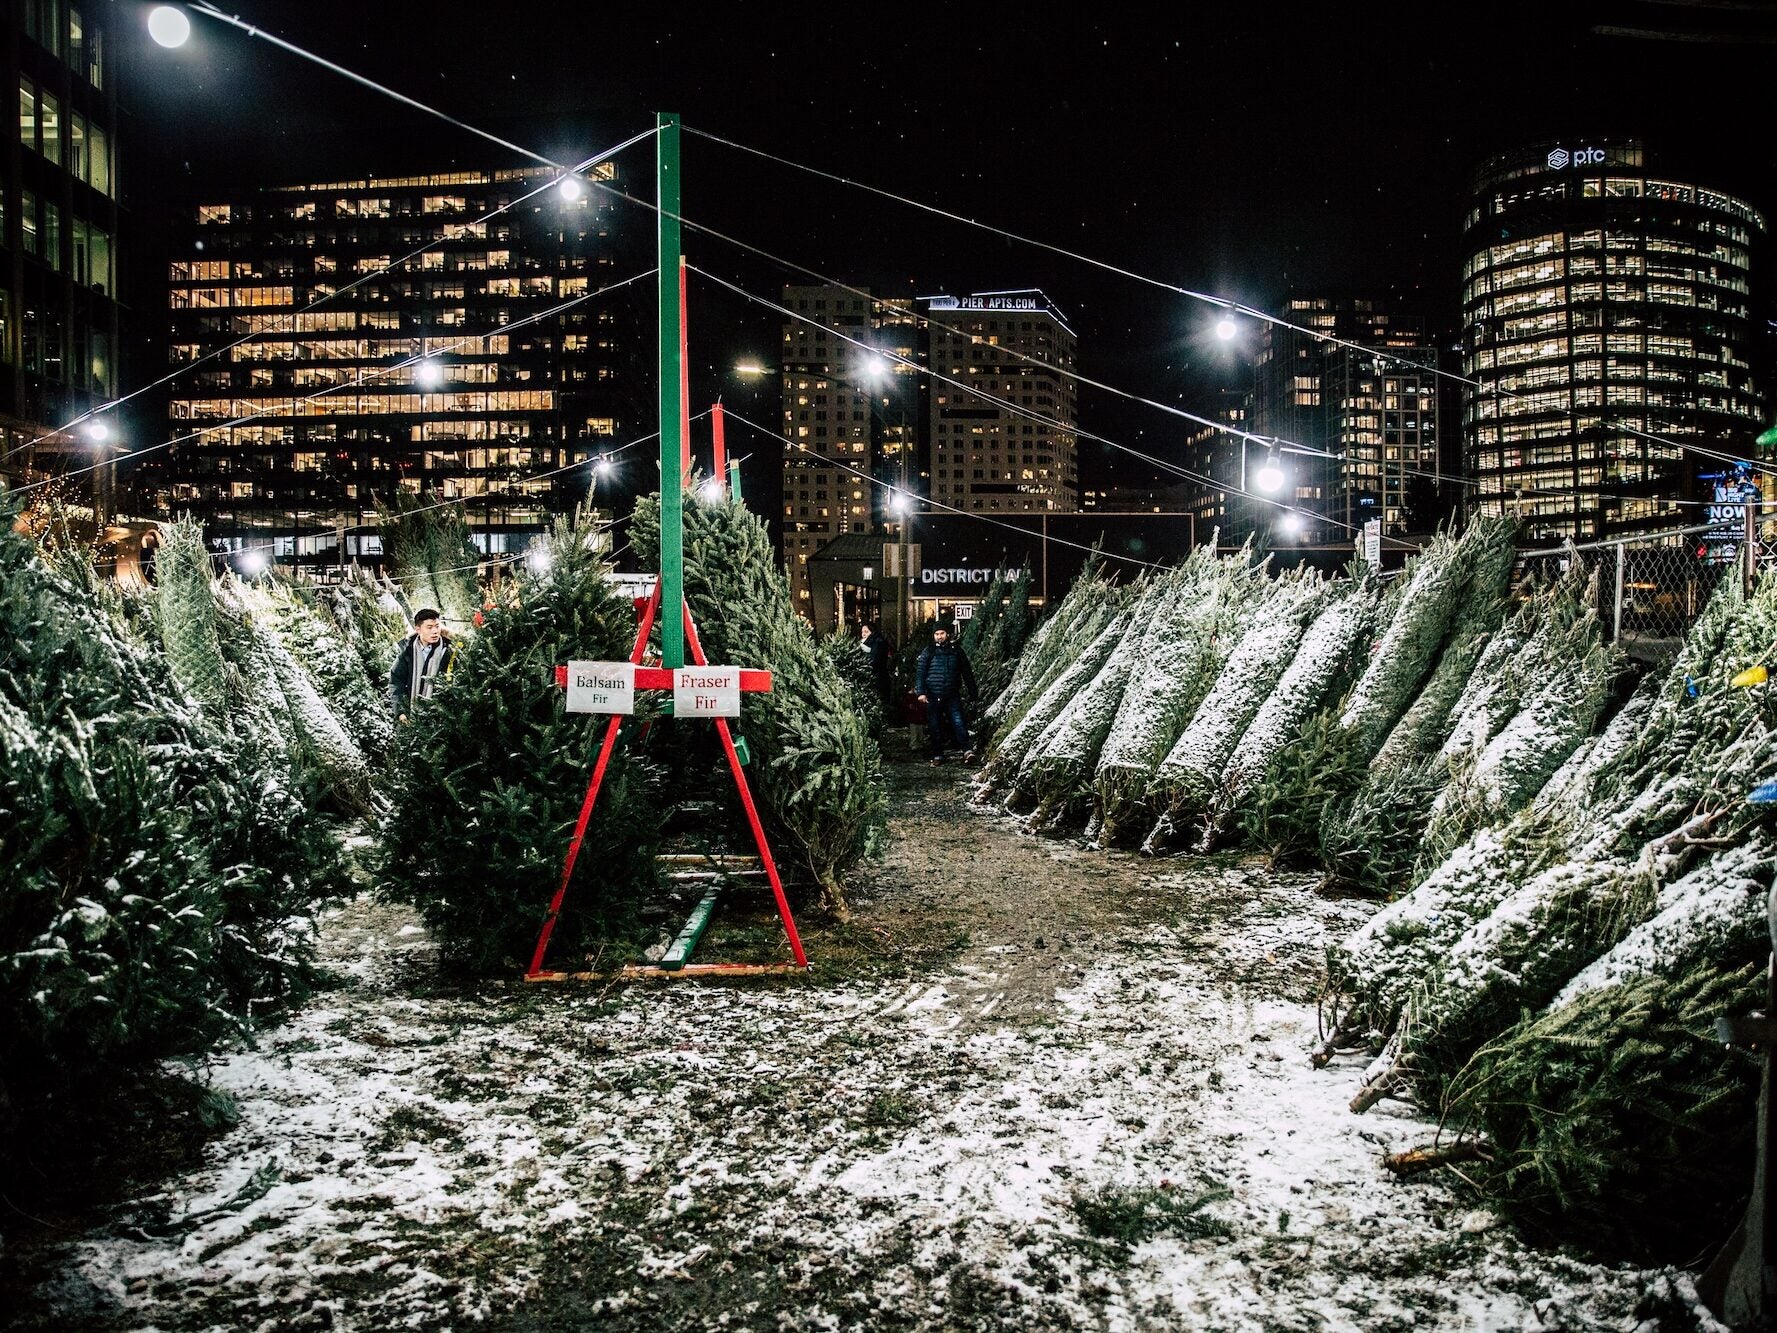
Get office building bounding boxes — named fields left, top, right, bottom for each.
left=1, top=0, right=121, bottom=515
left=920, top=289, right=1078, bottom=517
left=779, top=284, right=1079, bottom=615
left=1241, top=298, right=1444, bottom=543
left=777, top=283, right=903, bottom=608
left=157, top=163, right=626, bottom=569
left=1463, top=139, right=1764, bottom=539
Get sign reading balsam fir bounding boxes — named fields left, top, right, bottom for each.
left=675, top=666, right=742, bottom=718
left=566, top=661, right=637, bottom=715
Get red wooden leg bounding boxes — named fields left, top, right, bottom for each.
left=527, top=578, right=663, bottom=977
left=682, top=601, right=810, bottom=970
left=527, top=714, right=624, bottom=977
left=714, top=716, right=809, bottom=969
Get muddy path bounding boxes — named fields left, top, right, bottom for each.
left=3, top=751, right=1714, bottom=1332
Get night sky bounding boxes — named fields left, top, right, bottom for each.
left=119, top=1, right=1777, bottom=488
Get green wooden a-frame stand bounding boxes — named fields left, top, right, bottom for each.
left=526, top=115, right=809, bottom=981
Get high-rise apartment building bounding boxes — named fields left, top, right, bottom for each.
left=1241, top=298, right=1443, bottom=543
left=921, top=290, right=1078, bottom=517
left=1180, top=387, right=1250, bottom=540
left=158, top=164, right=626, bottom=568
left=2, top=0, right=121, bottom=510
left=778, top=284, right=896, bottom=608
left=776, top=285, right=1079, bottom=609
left=1463, top=139, right=1764, bottom=539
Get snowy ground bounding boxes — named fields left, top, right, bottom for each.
left=10, top=762, right=1724, bottom=1331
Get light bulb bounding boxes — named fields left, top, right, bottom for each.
left=1255, top=458, right=1286, bottom=494
left=84, top=419, right=110, bottom=443
left=1215, top=312, right=1238, bottom=341
left=238, top=548, right=268, bottom=576
left=415, top=359, right=444, bottom=389
left=148, top=5, right=191, bottom=47
left=559, top=176, right=584, bottom=202
left=526, top=546, right=553, bottom=575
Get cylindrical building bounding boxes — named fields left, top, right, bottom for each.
left=1462, top=139, right=1764, bottom=539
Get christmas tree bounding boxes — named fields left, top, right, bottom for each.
left=0, top=502, right=348, bottom=1145
left=377, top=512, right=662, bottom=973
left=631, top=489, right=885, bottom=915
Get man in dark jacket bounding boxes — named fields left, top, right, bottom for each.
left=389, top=608, right=457, bottom=721
left=915, top=624, right=978, bottom=766
left=860, top=621, right=894, bottom=705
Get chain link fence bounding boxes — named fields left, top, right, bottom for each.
left=1516, top=510, right=1775, bottom=663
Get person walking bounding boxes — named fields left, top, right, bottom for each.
left=389, top=608, right=458, bottom=722
left=915, top=623, right=977, bottom=766
left=859, top=620, right=894, bottom=706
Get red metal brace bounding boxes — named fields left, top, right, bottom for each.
left=680, top=602, right=809, bottom=969
left=527, top=578, right=663, bottom=978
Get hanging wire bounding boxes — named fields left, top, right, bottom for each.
left=200, top=414, right=687, bottom=568
left=692, top=265, right=1418, bottom=546
left=721, top=405, right=1178, bottom=574
left=187, top=2, right=567, bottom=170
left=12, top=270, right=657, bottom=496
left=683, top=125, right=1776, bottom=483
left=0, top=128, right=660, bottom=465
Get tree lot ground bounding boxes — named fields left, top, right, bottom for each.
left=3, top=747, right=1724, bottom=1332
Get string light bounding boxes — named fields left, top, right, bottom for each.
left=684, top=124, right=1776, bottom=486
left=692, top=265, right=1355, bottom=540
left=1254, top=447, right=1286, bottom=495
left=147, top=6, right=191, bottom=48
left=0, top=128, right=661, bottom=468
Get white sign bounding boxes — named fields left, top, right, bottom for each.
left=1361, top=519, right=1382, bottom=570
left=675, top=666, right=741, bottom=718
left=566, top=661, right=636, bottom=715
left=916, top=566, right=1031, bottom=587
left=1546, top=146, right=1605, bottom=170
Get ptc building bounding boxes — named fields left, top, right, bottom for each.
left=1462, top=139, right=1765, bottom=540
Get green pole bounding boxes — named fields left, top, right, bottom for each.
left=657, top=112, right=684, bottom=669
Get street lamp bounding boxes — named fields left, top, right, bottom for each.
left=415, top=358, right=444, bottom=390
left=558, top=175, right=585, bottom=202
left=1214, top=304, right=1239, bottom=341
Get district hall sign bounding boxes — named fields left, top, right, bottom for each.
left=915, top=567, right=1032, bottom=588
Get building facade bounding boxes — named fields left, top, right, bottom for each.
left=777, top=284, right=906, bottom=609
left=778, top=284, right=1080, bottom=614
left=920, top=289, right=1078, bottom=517
left=1462, top=139, right=1765, bottom=539
left=157, top=164, right=626, bottom=569
left=1242, top=298, right=1444, bottom=544
left=1, top=0, right=120, bottom=511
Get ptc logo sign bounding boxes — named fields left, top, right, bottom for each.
left=1547, top=147, right=1606, bottom=170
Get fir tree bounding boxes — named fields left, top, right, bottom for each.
left=377, top=512, right=661, bottom=973
left=631, top=490, right=886, bottom=915
left=0, top=504, right=348, bottom=1145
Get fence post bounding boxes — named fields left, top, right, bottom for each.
left=1612, top=541, right=1625, bottom=643
left=1747, top=498, right=1760, bottom=599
